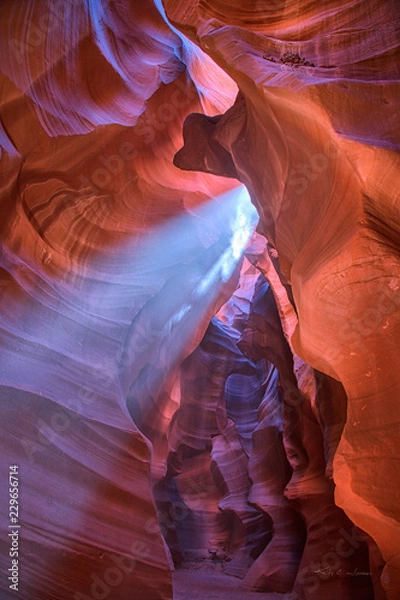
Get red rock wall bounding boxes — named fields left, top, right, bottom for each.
left=0, top=2, right=240, bottom=598
left=0, top=1, right=399, bottom=599
left=168, top=1, right=400, bottom=596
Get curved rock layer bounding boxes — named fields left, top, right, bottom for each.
left=0, top=2, right=241, bottom=599
left=0, top=1, right=399, bottom=600
left=167, top=1, right=400, bottom=597
left=240, top=272, right=375, bottom=599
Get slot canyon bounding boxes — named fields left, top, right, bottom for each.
left=0, top=1, right=399, bottom=599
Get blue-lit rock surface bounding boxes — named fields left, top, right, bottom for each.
left=0, top=1, right=399, bottom=599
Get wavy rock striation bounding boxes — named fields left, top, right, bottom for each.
left=168, top=1, right=400, bottom=596
left=0, top=1, right=399, bottom=599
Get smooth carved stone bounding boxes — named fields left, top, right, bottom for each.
left=166, top=313, right=305, bottom=590
left=211, top=421, right=272, bottom=578
left=168, top=2, right=400, bottom=594
left=0, top=3, right=242, bottom=598
left=1, top=0, right=399, bottom=598
left=174, top=113, right=239, bottom=178
left=244, top=363, right=305, bottom=593
left=243, top=236, right=348, bottom=479
left=0, top=387, right=173, bottom=600
left=239, top=274, right=374, bottom=599
left=162, top=318, right=269, bottom=573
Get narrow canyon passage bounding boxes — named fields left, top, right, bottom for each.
left=0, top=1, right=399, bottom=600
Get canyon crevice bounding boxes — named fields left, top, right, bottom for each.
left=0, top=1, right=399, bottom=599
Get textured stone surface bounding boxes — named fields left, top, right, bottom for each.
left=167, top=2, right=400, bottom=596
left=0, top=1, right=399, bottom=599
left=0, top=3, right=240, bottom=598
